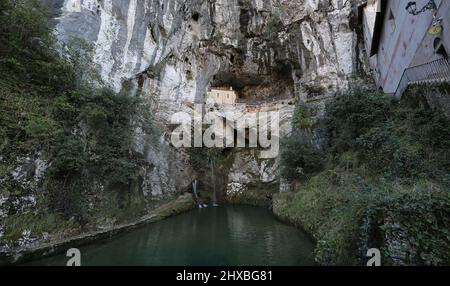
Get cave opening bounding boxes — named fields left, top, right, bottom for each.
left=274, top=62, right=293, bottom=81
left=210, top=70, right=295, bottom=101
left=192, top=12, right=200, bottom=22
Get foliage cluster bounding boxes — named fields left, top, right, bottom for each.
left=278, top=89, right=450, bottom=265
left=0, top=0, right=156, bottom=219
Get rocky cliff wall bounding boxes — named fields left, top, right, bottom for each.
left=51, top=0, right=363, bottom=199
left=52, top=0, right=361, bottom=116
left=1, top=0, right=366, bottom=253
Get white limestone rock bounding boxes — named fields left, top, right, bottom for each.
left=49, top=0, right=363, bottom=204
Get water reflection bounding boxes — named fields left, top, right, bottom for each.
left=26, top=206, right=316, bottom=266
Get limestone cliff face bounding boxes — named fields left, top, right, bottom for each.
left=0, top=0, right=364, bottom=251
left=53, top=0, right=359, bottom=113
left=50, top=0, right=361, bottom=200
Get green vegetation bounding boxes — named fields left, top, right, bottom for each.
left=292, top=103, right=319, bottom=129
left=280, top=135, right=324, bottom=181
left=278, top=89, right=450, bottom=265
left=2, top=212, right=79, bottom=242
left=264, top=7, right=284, bottom=39
left=0, top=0, right=156, bottom=238
left=281, top=103, right=324, bottom=180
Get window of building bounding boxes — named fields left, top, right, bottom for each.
left=434, top=37, right=441, bottom=49
left=437, top=45, right=448, bottom=58
left=434, top=37, right=448, bottom=58
left=192, top=12, right=200, bottom=22
left=388, top=10, right=395, bottom=20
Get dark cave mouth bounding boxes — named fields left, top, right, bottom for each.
left=192, top=12, right=200, bottom=22
left=211, top=72, right=295, bottom=100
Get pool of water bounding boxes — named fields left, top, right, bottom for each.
left=26, top=206, right=316, bottom=266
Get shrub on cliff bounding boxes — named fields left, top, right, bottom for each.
left=324, top=90, right=395, bottom=154
left=280, top=134, right=325, bottom=181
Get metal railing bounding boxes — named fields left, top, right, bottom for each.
left=394, top=57, right=450, bottom=98
left=236, top=95, right=294, bottom=105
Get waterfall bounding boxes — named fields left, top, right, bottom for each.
left=210, top=159, right=219, bottom=207
left=192, top=180, right=208, bottom=209
left=192, top=180, right=199, bottom=200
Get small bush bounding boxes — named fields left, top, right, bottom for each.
left=24, top=114, right=58, bottom=141
left=49, top=134, right=87, bottom=177
left=280, top=134, right=325, bottom=181
left=293, top=103, right=318, bottom=129
left=325, top=90, right=395, bottom=153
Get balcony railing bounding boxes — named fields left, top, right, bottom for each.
left=236, top=96, right=294, bottom=105
left=394, top=57, right=450, bottom=98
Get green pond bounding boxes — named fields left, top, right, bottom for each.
left=26, top=206, right=316, bottom=266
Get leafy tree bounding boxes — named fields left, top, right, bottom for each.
left=49, top=134, right=87, bottom=177
left=324, top=90, right=394, bottom=153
